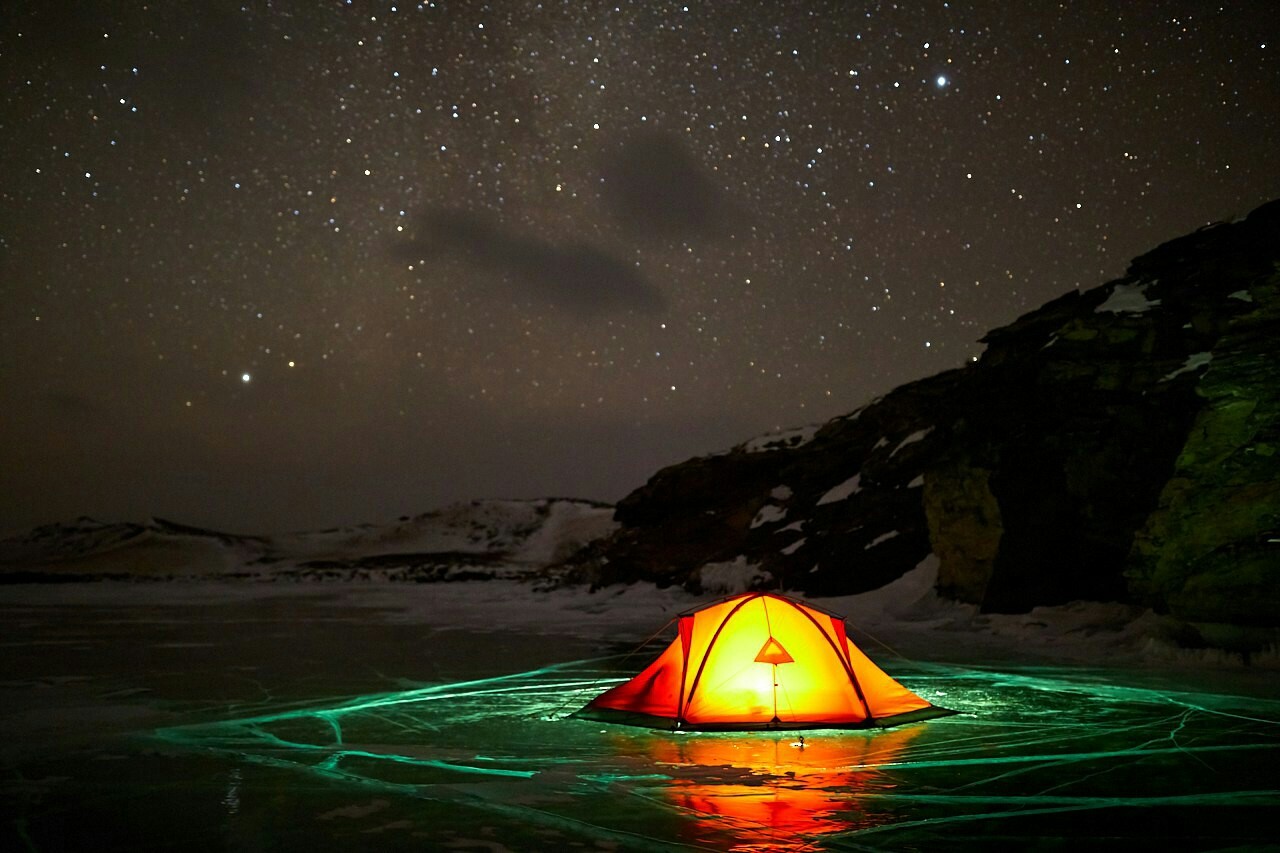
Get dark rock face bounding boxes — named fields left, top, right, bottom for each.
left=577, top=368, right=963, bottom=596
left=571, top=199, right=1280, bottom=626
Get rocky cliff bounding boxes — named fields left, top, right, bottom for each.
left=569, top=199, right=1280, bottom=628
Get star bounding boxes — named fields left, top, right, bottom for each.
left=1, top=1, right=1277, bottom=530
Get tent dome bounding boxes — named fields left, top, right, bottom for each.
left=575, top=592, right=952, bottom=730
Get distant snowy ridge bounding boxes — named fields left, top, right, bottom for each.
left=0, top=499, right=617, bottom=582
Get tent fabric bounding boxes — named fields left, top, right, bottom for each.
left=575, top=592, right=954, bottom=731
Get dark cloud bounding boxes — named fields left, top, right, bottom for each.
left=397, top=210, right=664, bottom=315
left=599, top=130, right=741, bottom=239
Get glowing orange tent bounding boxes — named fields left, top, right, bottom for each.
left=576, top=592, right=953, bottom=730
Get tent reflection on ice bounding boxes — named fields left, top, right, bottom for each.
left=575, top=592, right=954, bottom=730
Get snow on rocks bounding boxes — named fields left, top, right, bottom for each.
left=1161, top=352, right=1213, bottom=382
left=697, top=557, right=772, bottom=595
left=513, top=501, right=619, bottom=565
left=780, top=538, right=806, bottom=556
left=817, top=474, right=862, bottom=506
left=1096, top=280, right=1161, bottom=314
left=741, top=424, right=819, bottom=453
left=750, top=504, right=788, bottom=529
left=864, top=530, right=900, bottom=549
left=890, top=428, right=933, bottom=457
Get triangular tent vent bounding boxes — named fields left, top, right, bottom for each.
left=754, top=637, right=794, bottom=665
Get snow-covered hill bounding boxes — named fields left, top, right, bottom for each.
left=0, top=499, right=617, bottom=582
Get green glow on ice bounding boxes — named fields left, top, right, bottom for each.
left=153, top=656, right=1280, bottom=851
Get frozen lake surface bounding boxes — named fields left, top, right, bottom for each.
left=3, top=581, right=1278, bottom=851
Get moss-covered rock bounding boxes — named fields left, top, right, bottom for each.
left=923, top=462, right=1001, bottom=604
left=1128, top=254, right=1280, bottom=625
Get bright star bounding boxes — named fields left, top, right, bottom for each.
left=241, top=373, right=251, bottom=383
left=936, top=75, right=949, bottom=87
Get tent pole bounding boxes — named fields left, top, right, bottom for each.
left=771, top=662, right=780, bottom=724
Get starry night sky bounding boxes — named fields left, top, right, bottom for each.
left=4, top=1, right=1278, bottom=533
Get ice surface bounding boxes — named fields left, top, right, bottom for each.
left=150, top=638, right=1280, bottom=851
left=5, top=566, right=1279, bottom=850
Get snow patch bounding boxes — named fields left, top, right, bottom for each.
left=890, top=428, right=933, bottom=457
left=513, top=501, right=618, bottom=565
left=907, top=475, right=925, bottom=488
left=1161, top=352, right=1212, bottom=382
left=817, top=474, right=862, bottom=505
left=698, top=557, right=771, bottom=595
left=741, top=424, right=819, bottom=453
left=750, top=504, right=788, bottom=529
left=780, top=537, right=806, bottom=556
left=777, top=521, right=805, bottom=534
left=769, top=485, right=793, bottom=500
left=864, top=530, right=900, bottom=549
left=1096, top=281, right=1161, bottom=314
left=1228, top=289, right=1254, bottom=303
